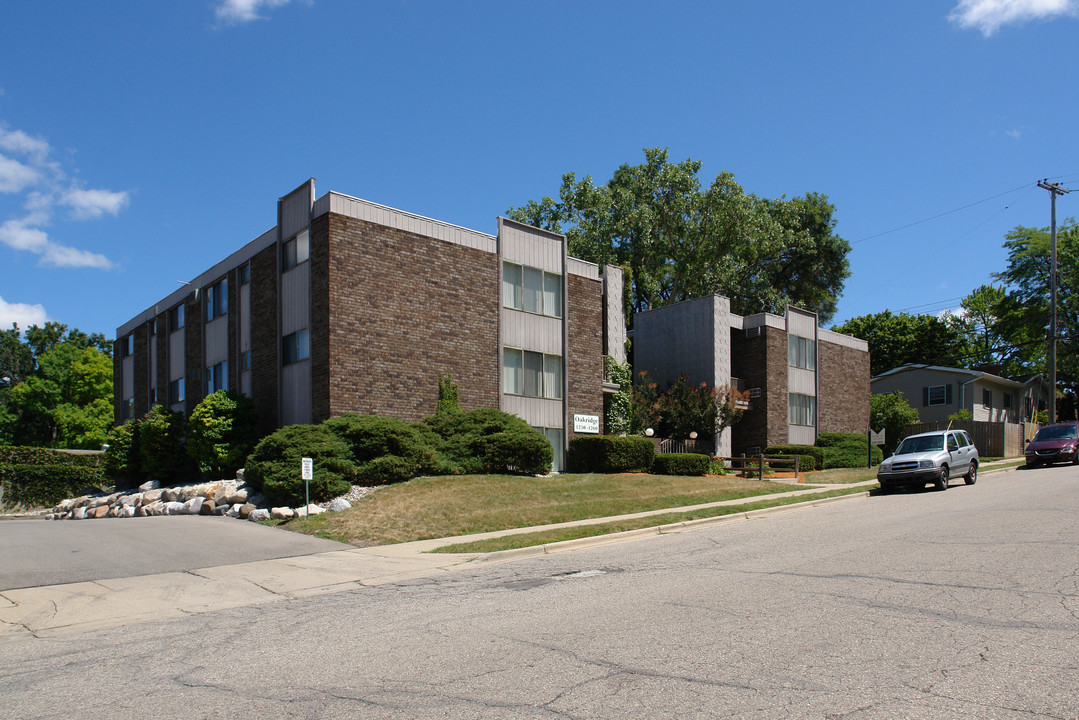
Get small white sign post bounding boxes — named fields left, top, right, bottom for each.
left=301, top=457, right=314, bottom=518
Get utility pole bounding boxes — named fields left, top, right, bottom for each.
left=1037, top=180, right=1071, bottom=422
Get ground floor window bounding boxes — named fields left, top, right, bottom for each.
left=504, top=348, right=562, bottom=399
left=534, top=426, right=563, bottom=472
left=788, top=393, right=817, bottom=426
left=206, top=361, right=228, bottom=394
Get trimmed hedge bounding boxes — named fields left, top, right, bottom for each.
left=0, top=464, right=107, bottom=506
left=816, top=432, right=883, bottom=468
left=765, top=445, right=823, bottom=469
left=0, top=446, right=104, bottom=468
left=567, top=436, right=655, bottom=473
left=423, top=408, right=552, bottom=475
left=324, top=414, right=447, bottom=481
left=766, top=453, right=817, bottom=472
left=652, top=453, right=710, bottom=476
left=244, top=425, right=356, bottom=506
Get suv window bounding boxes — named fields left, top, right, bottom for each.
left=948, top=434, right=960, bottom=451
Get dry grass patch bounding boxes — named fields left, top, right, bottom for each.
left=285, top=472, right=795, bottom=546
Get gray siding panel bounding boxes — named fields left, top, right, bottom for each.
left=789, top=367, right=816, bottom=396
left=240, top=283, right=251, bottom=353
left=502, top=395, right=563, bottom=428
left=169, top=332, right=184, bottom=380
left=122, top=356, right=134, bottom=400
left=501, top=221, right=563, bottom=273
left=604, top=265, right=626, bottom=364
left=280, top=180, right=314, bottom=239
left=280, top=361, right=311, bottom=426
left=502, top=309, right=563, bottom=356
left=280, top=263, right=310, bottom=335
left=205, top=316, right=228, bottom=366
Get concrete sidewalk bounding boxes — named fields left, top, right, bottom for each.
left=0, top=466, right=1016, bottom=644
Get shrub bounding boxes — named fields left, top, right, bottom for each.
left=187, top=390, right=259, bottom=479
left=766, top=454, right=817, bottom=472
left=652, top=453, right=710, bottom=476
left=436, top=375, right=461, bottom=415
left=871, top=391, right=920, bottom=456
left=566, top=435, right=655, bottom=473
left=0, top=464, right=107, bottom=506
left=355, top=455, right=418, bottom=485
left=244, top=425, right=355, bottom=506
left=104, top=420, right=142, bottom=485
left=481, top=428, right=553, bottom=475
left=0, top=446, right=103, bottom=468
left=323, top=414, right=445, bottom=477
left=816, top=432, right=883, bottom=468
left=139, top=405, right=196, bottom=484
left=765, top=445, right=824, bottom=469
left=423, top=408, right=551, bottom=475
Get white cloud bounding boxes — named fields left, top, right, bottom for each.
left=950, top=0, right=1079, bottom=36
left=0, top=296, right=48, bottom=331
left=0, top=154, right=40, bottom=193
left=1006, top=127, right=1024, bottom=139
left=215, top=0, right=291, bottom=24
left=60, top=188, right=130, bottom=220
left=0, top=122, right=125, bottom=270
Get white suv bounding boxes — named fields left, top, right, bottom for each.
left=877, top=429, right=979, bottom=493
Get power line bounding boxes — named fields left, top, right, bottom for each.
left=853, top=182, right=1033, bottom=244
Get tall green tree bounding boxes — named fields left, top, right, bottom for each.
left=0, top=323, right=114, bottom=448
left=832, top=310, right=973, bottom=378
left=507, top=148, right=851, bottom=324
left=991, top=220, right=1079, bottom=391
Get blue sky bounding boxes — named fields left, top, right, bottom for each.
left=1, top=0, right=1077, bottom=339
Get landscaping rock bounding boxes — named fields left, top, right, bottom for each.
left=142, top=489, right=163, bottom=504
left=182, top=497, right=204, bottom=515
left=295, top=504, right=325, bottom=517
left=200, top=500, right=216, bottom=515
left=164, top=501, right=186, bottom=515
left=327, top=498, right=351, bottom=513
left=138, top=480, right=160, bottom=492
left=161, top=488, right=180, bottom=502
left=270, top=507, right=294, bottom=520
left=226, top=488, right=248, bottom=505
left=72, top=506, right=87, bottom=520
left=248, top=509, right=270, bottom=522
left=93, top=505, right=109, bottom=519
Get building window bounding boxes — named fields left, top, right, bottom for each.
left=283, top=329, right=310, bottom=365
left=206, top=361, right=228, bottom=394
left=205, top=279, right=228, bottom=322
left=788, top=335, right=816, bottom=370
left=1003, top=392, right=1012, bottom=409
left=241, top=350, right=252, bottom=372
left=540, top=427, right=564, bottom=472
left=149, top=387, right=158, bottom=406
left=503, top=348, right=562, bottom=399
left=168, top=304, right=184, bottom=333
left=120, top=334, right=134, bottom=358
left=502, top=262, right=562, bottom=318
left=122, top=397, right=135, bottom=421
left=925, top=385, right=950, bottom=406
left=983, top=388, right=992, bottom=408
left=283, top=230, right=310, bottom=271
left=149, top=320, right=156, bottom=336
left=788, top=393, right=817, bottom=426
left=238, top=263, right=250, bottom=285
left=168, top=378, right=185, bottom=405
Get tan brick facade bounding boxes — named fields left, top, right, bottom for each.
left=567, top=274, right=604, bottom=438
left=818, top=340, right=871, bottom=434
left=731, top=326, right=790, bottom=452
left=320, top=213, right=500, bottom=422
left=249, top=245, right=279, bottom=434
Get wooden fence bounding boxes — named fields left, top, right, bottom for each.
left=903, top=420, right=1027, bottom=458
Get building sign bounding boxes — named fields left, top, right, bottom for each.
left=301, top=457, right=314, bottom=480
left=573, top=414, right=600, bottom=434
left=870, top=429, right=886, bottom=446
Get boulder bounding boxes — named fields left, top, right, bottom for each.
left=93, top=505, right=110, bottom=519
left=235, top=468, right=245, bottom=483
left=134, top=505, right=146, bottom=517
left=164, top=501, right=186, bottom=515
left=199, top=500, right=216, bottom=515
left=226, top=488, right=248, bottom=505
left=247, top=493, right=266, bottom=507
left=212, top=503, right=229, bottom=516
left=295, top=504, right=325, bottom=517
left=238, top=503, right=256, bottom=519
left=120, top=493, right=142, bottom=507
left=120, top=505, right=136, bottom=518
left=72, top=506, right=87, bottom=520
left=138, top=480, right=161, bottom=492
left=182, top=497, right=204, bottom=515
left=161, top=488, right=180, bottom=502
left=247, top=509, right=270, bottom=522
left=141, top=489, right=163, bottom=505
left=180, top=485, right=203, bottom=502
left=270, top=507, right=294, bottom=520
left=327, top=498, right=351, bottom=513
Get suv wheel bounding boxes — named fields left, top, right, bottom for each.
left=964, top=462, right=977, bottom=485
left=935, top=466, right=949, bottom=491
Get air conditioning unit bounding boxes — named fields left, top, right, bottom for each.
left=745, top=326, right=761, bottom=338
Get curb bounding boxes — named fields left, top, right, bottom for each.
left=468, top=489, right=872, bottom=565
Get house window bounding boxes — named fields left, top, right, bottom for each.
left=206, top=362, right=228, bottom=394
left=788, top=393, right=817, bottom=426
left=1003, top=392, right=1012, bottom=409
left=238, top=263, right=250, bottom=285
left=283, top=230, right=310, bottom=271
left=241, top=350, right=252, bottom=372
left=502, top=262, right=562, bottom=318
left=983, top=388, right=992, bottom=408
left=168, top=378, right=185, bottom=405
left=503, top=348, right=562, bottom=399
left=120, top=334, right=134, bottom=358
left=283, top=329, right=310, bottom=365
left=205, top=279, right=228, bottom=322
left=788, top=335, right=816, bottom=370
left=926, top=385, right=950, bottom=406
left=168, top=304, right=184, bottom=333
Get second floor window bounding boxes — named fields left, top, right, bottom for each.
left=503, top=262, right=562, bottom=318
left=503, top=348, right=562, bottom=399
left=283, top=329, right=310, bottom=365
left=789, top=393, right=817, bottom=426
left=168, top=304, right=184, bottom=333
left=788, top=335, right=816, bottom=370
left=283, top=230, right=310, bottom=271
left=205, top=279, right=228, bottom=322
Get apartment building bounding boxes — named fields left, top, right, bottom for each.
left=114, top=180, right=625, bottom=471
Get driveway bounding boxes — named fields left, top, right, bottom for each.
left=0, top=515, right=349, bottom=591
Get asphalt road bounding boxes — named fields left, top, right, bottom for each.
left=0, top=515, right=349, bottom=591
left=4, top=464, right=1078, bottom=719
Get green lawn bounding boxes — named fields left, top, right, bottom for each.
left=282, top=470, right=872, bottom=547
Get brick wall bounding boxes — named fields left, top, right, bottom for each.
left=133, top=323, right=150, bottom=416
left=113, top=340, right=123, bottom=425
left=250, top=244, right=279, bottom=434
left=818, top=340, right=870, bottom=434
left=183, top=293, right=204, bottom=414
left=155, top=315, right=168, bottom=404
left=567, top=274, right=604, bottom=438
left=322, top=213, right=500, bottom=421
left=731, top=326, right=789, bottom=453
left=310, top=214, right=330, bottom=422
left=228, top=266, right=240, bottom=393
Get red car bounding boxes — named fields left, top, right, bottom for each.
left=1025, top=423, right=1079, bottom=467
